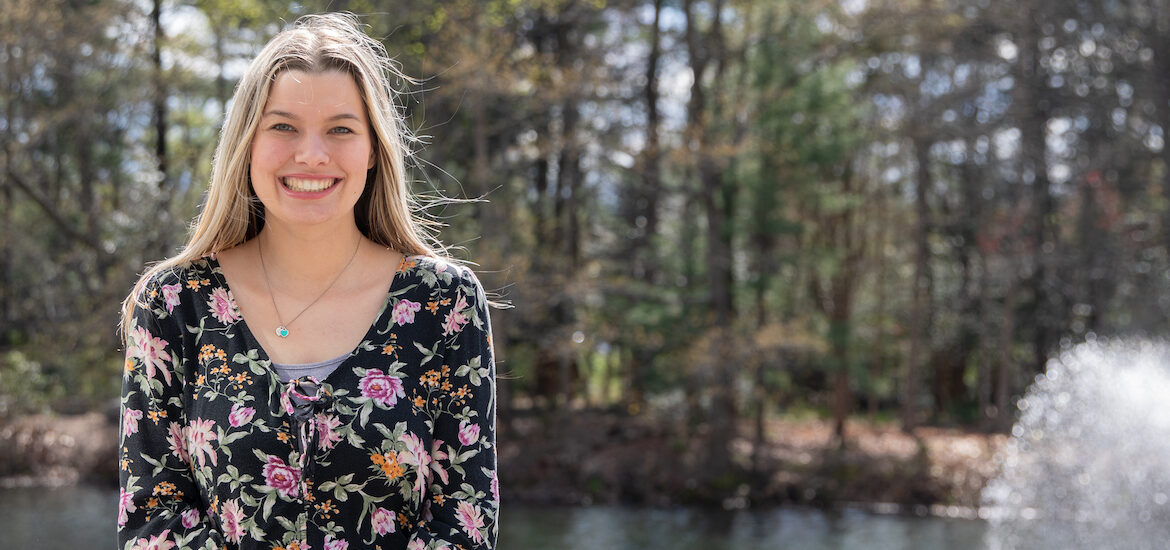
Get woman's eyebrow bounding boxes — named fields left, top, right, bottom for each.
left=262, top=110, right=363, bottom=122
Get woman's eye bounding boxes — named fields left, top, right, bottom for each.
left=272, top=123, right=295, bottom=132
left=330, top=127, right=354, bottom=135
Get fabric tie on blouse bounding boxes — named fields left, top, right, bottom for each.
left=280, top=377, right=333, bottom=486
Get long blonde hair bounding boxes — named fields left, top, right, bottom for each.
left=120, top=13, right=447, bottom=337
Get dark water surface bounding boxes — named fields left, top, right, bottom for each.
left=0, top=484, right=989, bottom=549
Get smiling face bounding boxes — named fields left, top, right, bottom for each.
left=249, top=69, right=376, bottom=231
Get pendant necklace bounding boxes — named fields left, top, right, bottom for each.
left=259, top=235, right=361, bottom=339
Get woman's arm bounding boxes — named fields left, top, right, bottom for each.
left=408, top=266, right=499, bottom=550
left=119, top=279, right=227, bottom=550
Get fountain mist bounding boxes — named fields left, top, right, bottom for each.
left=982, top=338, right=1170, bottom=549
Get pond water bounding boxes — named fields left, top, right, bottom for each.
left=0, top=484, right=989, bottom=549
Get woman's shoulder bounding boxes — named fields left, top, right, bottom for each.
left=398, top=254, right=480, bottom=285
left=395, top=254, right=487, bottom=304
left=129, top=256, right=223, bottom=319
left=124, top=257, right=213, bottom=338
left=137, top=256, right=219, bottom=294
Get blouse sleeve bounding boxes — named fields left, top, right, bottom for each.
left=408, top=266, right=499, bottom=550
left=119, top=278, right=227, bottom=550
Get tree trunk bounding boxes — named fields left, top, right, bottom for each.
left=903, top=135, right=933, bottom=430
left=632, top=0, right=664, bottom=284
left=685, top=0, right=734, bottom=327
left=1154, top=15, right=1170, bottom=260
left=214, top=23, right=229, bottom=118
left=0, top=180, right=10, bottom=341
left=868, top=204, right=890, bottom=422
left=559, top=99, right=582, bottom=270
left=993, top=275, right=1019, bottom=431
left=153, top=0, right=167, bottom=190
left=1016, top=4, right=1057, bottom=374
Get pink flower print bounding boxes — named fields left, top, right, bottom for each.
left=490, top=469, right=500, bottom=504
left=323, top=535, right=349, bottom=550
left=207, top=287, right=242, bottom=325
left=407, top=540, right=426, bottom=550
left=441, top=293, right=470, bottom=336
left=398, top=432, right=429, bottom=469
left=166, top=421, right=191, bottom=465
left=360, top=369, right=405, bottom=408
left=371, top=506, right=396, bottom=536
left=184, top=418, right=218, bottom=467
left=458, top=420, right=480, bottom=447
left=123, top=408, right=143, bottom=436
left=129, top=529, right=176, bottom=550
left=392, top=299, right=422, bottom=325
left=398, top=432, right=430, bottom=493
left=117, top=487, right=136, bottom=527
left=429, top=438, right=450, bottom=485
left=314, top=413, right=342, bottom=450
left=279, top=389, right=295, bottom=416
left=161, top=283, right=181, bottom=313
left=228, top=403, right=255, bottom=428
left=263, top=455, right=301, bottom=498
left=455, top=501, right=486, bottom=544
left=129, top=326, right=173, bottom=385
left=180, top=508, right=199, bottom=529
left=220, top=499, right=246, bottom=544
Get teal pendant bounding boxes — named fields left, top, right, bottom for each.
left=276, top=326, right=290, bottom=338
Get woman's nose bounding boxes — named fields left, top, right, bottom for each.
left=294, top=134, right=329, bottom=166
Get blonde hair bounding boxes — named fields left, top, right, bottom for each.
left=120, top=13, right=448, bottom=337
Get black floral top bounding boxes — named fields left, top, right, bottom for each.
left=118, top=255, right=498, bottom=550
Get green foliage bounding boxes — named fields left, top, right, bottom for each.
left=1, top=0, right=1165, bottom=449
left=0, top=352, right=63, bottom=418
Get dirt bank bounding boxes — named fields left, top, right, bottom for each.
left=0, top=412, right=118, bottom=487
left=497, top=411, right=1005, bottom=509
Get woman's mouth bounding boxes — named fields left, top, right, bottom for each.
left=281, top=177, right=339, bottom=193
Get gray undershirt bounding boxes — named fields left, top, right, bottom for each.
left=273, top=352, right=348, bottom=383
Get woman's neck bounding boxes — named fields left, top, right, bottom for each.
left=256, top=220, right=366, bottom=287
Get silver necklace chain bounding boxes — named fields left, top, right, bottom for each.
left=258, top=235, right=361, bottom=339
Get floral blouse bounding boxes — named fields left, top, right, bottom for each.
left=118, top=255, right=498, bottom=550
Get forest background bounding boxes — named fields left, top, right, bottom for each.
left=2, top=0, right=1166, bottom=508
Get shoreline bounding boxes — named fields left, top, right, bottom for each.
left=0, top=410, right=1006, bottom=511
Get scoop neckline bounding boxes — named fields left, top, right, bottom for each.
left=203, top=253, right=418, bottom=381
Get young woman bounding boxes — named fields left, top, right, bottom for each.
left=118, top=14, right=498, bottom=550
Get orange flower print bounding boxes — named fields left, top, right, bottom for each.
left=372, top=451, right=404, bottom=479
left=397, top=256, right=418, bottom=272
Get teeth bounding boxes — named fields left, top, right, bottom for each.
left=282, top=177, right=337, bottom=192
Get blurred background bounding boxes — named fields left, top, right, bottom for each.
left=1, top=0, right=1166, bottom=547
